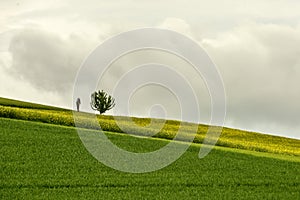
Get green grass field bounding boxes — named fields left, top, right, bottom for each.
left=1, top=97, right=299, bottom=156
left=1, top=97, right=300, bottom=199
left=0, top=97, right=68, bottom=111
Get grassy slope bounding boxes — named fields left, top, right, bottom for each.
left=0, top=97, right=299, bottom=156
left=0, top=97, right=68, bottom=111
left=1, top=117, right=300, bottom=199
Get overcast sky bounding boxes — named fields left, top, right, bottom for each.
left=0, top=0, right=300, bottom=139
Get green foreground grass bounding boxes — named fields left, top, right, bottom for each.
left=1, top=117, right=300, bottom=199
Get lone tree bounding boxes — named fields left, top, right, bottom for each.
left=90, top=90, right=115, bottom=114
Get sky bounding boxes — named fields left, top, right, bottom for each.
left=0, top=0, right=300, bottom=139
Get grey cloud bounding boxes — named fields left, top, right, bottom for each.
left=203, top=22, right=300, bottom=138
left=7, top=28, right=93, bottom=93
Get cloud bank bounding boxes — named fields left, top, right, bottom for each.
left=203, top=22, right=300, bottom=137
left=0, top=1, right=299, bottom=139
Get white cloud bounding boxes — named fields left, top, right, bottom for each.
left=159, top=18, right=192, bottom=36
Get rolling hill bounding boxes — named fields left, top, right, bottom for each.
left=0, top=97, right=299, bottom=199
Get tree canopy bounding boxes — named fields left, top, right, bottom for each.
left=90, top=90, right=115, bottom=114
